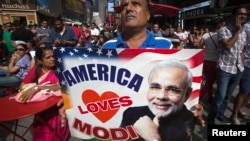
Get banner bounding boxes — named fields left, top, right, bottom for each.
left=54, top=48, right=204, bottom=140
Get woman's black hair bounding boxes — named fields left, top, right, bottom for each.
left=17, top=43, right=28, bottom=50
left=27, top=40, right=37, bottom=47
left=35, top=46, right=53, bottom=61
left=34, top=46, right=55, bottom=84
left=16, top=43, right=32, bottom=59
left=37, top=42, right=53, bottom=48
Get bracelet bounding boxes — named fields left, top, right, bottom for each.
left=34, top=86, right=39, bottom=91
left=150, top=139, right=159, bottom=141
left=150, top=137, right=161, bottom=141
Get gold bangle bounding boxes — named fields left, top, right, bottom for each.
left=150, top=137, right=161, bottom=141
left=34, top=86, right=39, bottom=91
left=150, top=139, right=160, bottom=141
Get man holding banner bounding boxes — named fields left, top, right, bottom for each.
left=102, top=0, right=173, bottom=48
left=120, top=59, right=195, bottom=141
left=102, top=0, right=204, bottom=126
left=58, top=0, right=205, bottom=137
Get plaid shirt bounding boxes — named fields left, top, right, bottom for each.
left=217, top=25, right=247, bottom=74
left=244, top=23, right=250, bottom=68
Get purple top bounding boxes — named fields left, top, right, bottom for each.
left=15, top=54, right=31, bottom=79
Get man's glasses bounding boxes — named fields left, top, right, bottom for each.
left=15, top=48, right=25, bottom=51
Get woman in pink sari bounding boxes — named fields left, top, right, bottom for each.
left=18, top=46, right=70, bottom=141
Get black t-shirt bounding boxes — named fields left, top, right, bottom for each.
left=11, top=27, right=33, bottom=42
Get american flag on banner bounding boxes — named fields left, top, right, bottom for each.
left=53, top=47, right=204, bottom=140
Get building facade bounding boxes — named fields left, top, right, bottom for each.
left=0, top=0, right=37, bottom=25
left=0, top=0, right=88, bottom=25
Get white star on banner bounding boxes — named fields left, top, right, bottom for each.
left=87, top=48, right=93, bottom=53
left=56, top=67, right=61, bottom=73
left=61, top=80, right=66, bottom=86
left=69, top=51, right=74, bottom=56
left=106, top=50, right=113, bottom=58
left=83, top=53, right=88, bottom=58
left=97, top=48, right=103, bottom=56
left=57, top=57, right=62, bottom=63
left=60, top=47, right=65, bottom=53
left=74, top=48, right=79, bottom=53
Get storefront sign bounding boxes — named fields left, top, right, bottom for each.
left=181, top=6, right=210, bottom=19
left=0, top=3, right=36, bottom=10
left=37, top=5, right=50, bottom=13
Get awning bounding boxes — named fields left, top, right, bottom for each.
left=113, top=2, right=180, bottom=17
left=149, top=2, right=180, bottom=17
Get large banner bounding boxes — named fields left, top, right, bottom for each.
left=54, top=48, right=204, bottom=140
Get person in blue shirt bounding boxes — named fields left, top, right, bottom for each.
left=58, top=1, right=205, bottom=139
left=102, top=0, right=172, bottom=49
left=48, top=17, right=78, bottom=47
left=151, top=23, right=163, bottom=37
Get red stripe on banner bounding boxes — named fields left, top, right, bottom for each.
left=182, top=49, right=204, bottom=68
left=193, top=76, right=202, bottom=83
left=188, top=89, right=200, bottom=101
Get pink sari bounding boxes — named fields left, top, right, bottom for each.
left=32, top=70, right=70, bottom=141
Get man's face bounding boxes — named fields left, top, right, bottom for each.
left=153, top=24, right=159, bottom=32
left=120, top=0, right=150, bottom=29
left=91, top=24, right=95, bottom=29
left=5, top=23, right=12, bottom=31
left=104, top=24, right=110, bottom=30
left=41, top=21, right=48, bottom=28
left=147, top=67, right=187, bottom=117
left=169, top=28, right=175, bottom=35
left=235, top=8, right=248, bottom=25
left=81, top=25, right=87, bottom=30
left=54, top=20, right=63, bottom=31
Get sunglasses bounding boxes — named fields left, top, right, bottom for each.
left=15, top=48, right=25, bottom=51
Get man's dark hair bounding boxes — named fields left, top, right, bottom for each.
left=53, top=16, right=63, bottom=24
left=212, top=18, right=224, bottom=28
left=82, top=23, right=89, bottom=28
left=232, top=5, right=247, bottom=15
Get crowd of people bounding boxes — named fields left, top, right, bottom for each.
left=0, top=0, right=249, bottom=140
left=0, top=13, right=212, bottom=58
